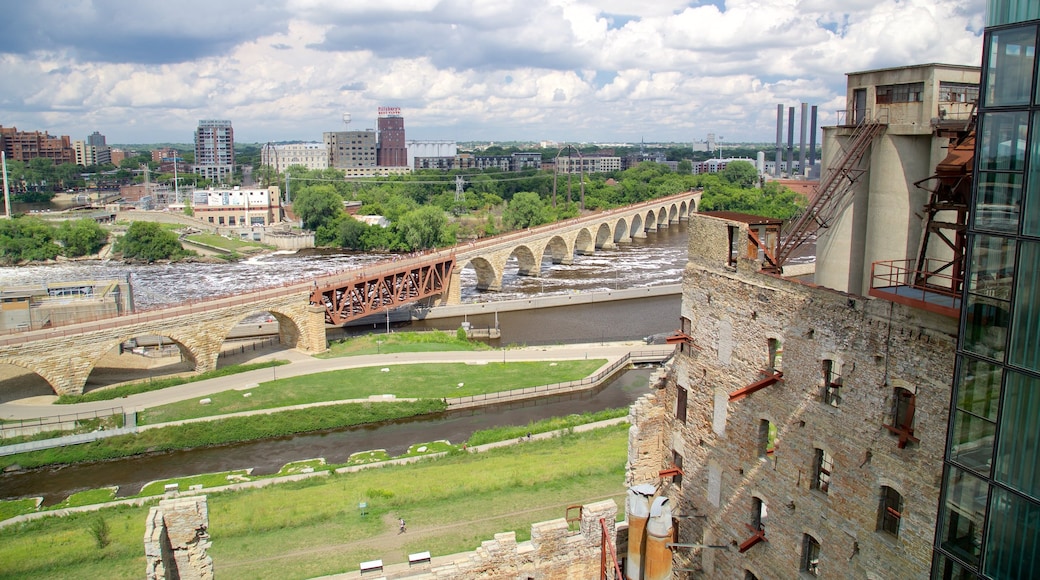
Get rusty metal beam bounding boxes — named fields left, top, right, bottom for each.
left=729, top=370, right=784, bottom=402
left=310, top=256, right=455, bottom=326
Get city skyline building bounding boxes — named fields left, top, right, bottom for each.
left=193, top=120, right=235, bottom=184
left=376, top=106, right=407, bottom=167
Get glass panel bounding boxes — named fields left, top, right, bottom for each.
left=1009, top=242, right=1040, bottom=371
left=988, top=1, right=1040, bottom=27
left=983, top=488, right=1040, bottom=578
left=974, top=173, right=1022, bottom=233
left=993, top=370, right=1040, bottom=499
left=956, top=358, right=1003, bottom=420
left=984, top=25, right=1037, bottom=107
left=1025, top=112, right=1040, bottom=237
left=939, top=467, right=988, bottom=568
left=963, top=236, right=1015, bottom=361
left=932, top=553, right=977, bottom=579
left=950, top=410, right=996, bottom=475
left=979, top=111, right=1029, bottom=171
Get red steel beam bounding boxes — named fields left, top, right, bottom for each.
left=310, top=256, right=455, bottom=326
left=729, top=371, right=784, bottom=402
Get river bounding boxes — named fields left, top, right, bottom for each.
left=0, top=368, right=655, bottom=505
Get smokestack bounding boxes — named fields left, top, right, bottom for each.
left=798, top=102, right=808, bottom=178
left=809, top=105, right=819, bottom=171
left=774, top=104, right=784, bottom=177
left=787, top=106, right=795, bottom=177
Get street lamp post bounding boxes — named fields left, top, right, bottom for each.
left=385, top=306, right=390, bottom=334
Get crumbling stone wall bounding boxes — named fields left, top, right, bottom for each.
left=425, top=499, right=619, bottom=579
left=144, top=496, right=213, bottom=580
left=627, top=214, right=957, bottom=579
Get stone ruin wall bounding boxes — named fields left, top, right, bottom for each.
left=626, top=215, right=959, bottom=578
left=144, top=496, right=213, bottom=580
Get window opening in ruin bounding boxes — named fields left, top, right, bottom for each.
left=822, top=359, right=842, bottom=407
left=672, top=451, right=684, bottom=486
left=676, top=387, right=688, bottom=423
left=878, top=486, right=904, bottom=537
left=728, top=225, right=740, bottom=266
left=758, top=420, right=777, bottom=459
left=745, top=571, right=760, bottom=580
left=751, top=497, right=767, bottom=531
left=802, top=534, right=821, bottom=576
left=812, top=448, right=833, bottom=493
left=768, top=338, right=783, bottom=372
left=883, top=387, right=919, bottom=448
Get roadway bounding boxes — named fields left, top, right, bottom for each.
left=0, top=341, right=675, bottom=422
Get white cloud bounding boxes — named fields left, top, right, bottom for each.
left=0, top=0, right=986, bottom=145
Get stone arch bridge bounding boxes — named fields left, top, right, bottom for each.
left=444, top=192, right=699, bottom=303
left=0, top=192, right=698, bottom=395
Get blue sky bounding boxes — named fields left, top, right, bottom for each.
left=0, top=0, right=986, bottom=145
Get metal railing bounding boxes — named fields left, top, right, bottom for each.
left=1, top=406, right=125, bottom=439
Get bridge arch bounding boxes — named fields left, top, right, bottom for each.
left=612, top=217, right=631, bottom=245
left=594, top=223, right=613, bottom=249
left=544, top=235, right=573, bottom=265
left=508, top=244, right=541, bottom=277
left=461, top=256, right=501, bottom=292
left=629, top=213, right=646, bottom=239
left=575, top=228, right=595, bottom=255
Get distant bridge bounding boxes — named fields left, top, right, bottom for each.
left=0, top=192, right=698, bottom=395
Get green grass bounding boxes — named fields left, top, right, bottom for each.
left=0, top=426, right=628, bottom=580
left=319, top=330, right=491, bottom=358
left=466, top=408, right=629, bottom=446
left=0, top=498, right=39, bottom=521
left=139, top=360, right=605, bottom=425
left=347, top=450, right=391, bottom=465
left=185, top=233, right=273, bottom=252
left=276, top=459, right=327, bottom=475
left=55, top=360, right=289, bottom=404
left=0, top=399, right=446, bottom=471
left=52, top=488, right=118, bottom=510
left=137, top=470, right=253, bottom=496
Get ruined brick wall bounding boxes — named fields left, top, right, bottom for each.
left=425, top=499, right=619, bottom=579
left=144, top=496, right=213, bottom=580
left=627, top=214, right=957, bottom=579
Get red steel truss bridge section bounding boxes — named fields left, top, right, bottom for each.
left=309, top=254, right=456, bottom=325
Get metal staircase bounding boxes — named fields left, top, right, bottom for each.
left=770, top=117, right=886, bottom=272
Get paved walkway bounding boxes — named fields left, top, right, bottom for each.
left=0, top=342, right=674, bottom=422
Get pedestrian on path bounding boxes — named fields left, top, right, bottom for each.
left=399, top=518, right=406, bottom=534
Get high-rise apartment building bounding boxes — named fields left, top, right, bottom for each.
left=376, top=106, right=407, bottom=167
left=0, top=125, right=75, bottom=165
left=193, top=120, right=235, bottom=183
left=931, top=4, right=1040, bottom=578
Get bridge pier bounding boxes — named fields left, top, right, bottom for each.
left=297, top=305, right=330, bottom=353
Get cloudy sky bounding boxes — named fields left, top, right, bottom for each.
left=0, top=0, right=985, bottom=146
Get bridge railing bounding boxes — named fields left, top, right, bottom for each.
left=446, top=349, right=672, bottom=406
left=0, top=406, right=125, bottom=439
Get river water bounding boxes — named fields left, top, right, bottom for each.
left=0, top=368, right=655, bottom=505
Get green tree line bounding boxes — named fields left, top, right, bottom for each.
left=281, top=159, right=805, bottom=252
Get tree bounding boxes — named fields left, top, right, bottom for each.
left=0, top=216, right=61, bottom=264
left=503, top=191, right=551, bottom=229
left=720, top=160, right=759, bottom=188
left=292, top=185, right=343, bottom=231
left=677, top=159, right=693, bottom=174
left=57, top=219, right=108, bottom=257
left=114, top=222, right=192, bottom=262
left=396, top=206, right=451, bottom=250
left=335, top=216, right=371, bottom=250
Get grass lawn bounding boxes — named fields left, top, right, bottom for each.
left=184, top=233, right=273, bottom=252
left=0, top=426, right=629, bottom=580
left=139, top=360, right=606, bottom=425
left=319, top=331, right=492, bottom=358
left=55, top=360, right=288, bottom=405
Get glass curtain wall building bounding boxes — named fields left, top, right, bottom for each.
left=933, top=2, right=1040, bottom=578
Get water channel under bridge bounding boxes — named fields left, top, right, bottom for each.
left=0, top=192, right=698, bottom=395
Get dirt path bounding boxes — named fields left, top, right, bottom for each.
left=217, top=492, right=626, bottom=572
